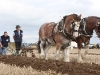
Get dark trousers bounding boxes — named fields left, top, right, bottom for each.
left=15, top=42, right=22, bottom=54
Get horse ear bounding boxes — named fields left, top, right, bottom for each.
left=79, top=14, right=82, bottom=17
left=79, top=14, right=82, bottom=19
left=63, top=15, right=67, bottom=23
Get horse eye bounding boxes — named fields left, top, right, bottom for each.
left=71, top=21, right=73, bottom=24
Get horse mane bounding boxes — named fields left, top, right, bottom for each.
left=63, top=14, right=81, bottom=23
left=96, top=17, right=100, bottom=19
left=73, top=13, right=78, bottom=17
left=73, top=14, right=81, bottom=20
left=63, top=15, right=67, bottom=23
left=87, top=16, right=100, bottom=19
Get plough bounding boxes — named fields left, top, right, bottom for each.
left=7, top=43, right=37, bottom=57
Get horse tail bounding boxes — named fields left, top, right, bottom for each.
left=37, top=40, right=41, bottom=53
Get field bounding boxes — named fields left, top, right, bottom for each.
left=0, top=47, right=100, bottom=75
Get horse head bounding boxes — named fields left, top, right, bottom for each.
left=63, top=14, right=82, bottom=38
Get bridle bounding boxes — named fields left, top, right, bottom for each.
left=71, top=20, right=80, bottom=32
left=95, top=21, right=100, bottom=35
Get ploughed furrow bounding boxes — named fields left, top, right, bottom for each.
left=0, top=55, right=100, bottom=75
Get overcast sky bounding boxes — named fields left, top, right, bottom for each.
left=0, top=0, right=100, bottom=43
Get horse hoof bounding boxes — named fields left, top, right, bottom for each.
left=64, top=59, right=70, bottom=62
left=77, top=59, right=83, bottom=63
left=81, top=54, right=86, bottom=60
left=40, top=55, right=45, bottom=59
left=45, top=58, right=48, bottom=60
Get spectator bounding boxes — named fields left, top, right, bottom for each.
left=96, top=43, right=99, bottom=49
left=1, top=32, right=10, bottom=55
left=0, top=37, right=2, bottom=54
left=93, top=44, right=96, bottom=48
left=13, top=25, right=23, bottom=55
left=99, top=44, right=100, bottom=49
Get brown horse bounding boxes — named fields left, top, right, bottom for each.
left=73, top=16, right=100, bottom=62
left=37, top=14, right=81, bottom=62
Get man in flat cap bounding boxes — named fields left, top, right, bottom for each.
left=13, top=25, right=23, bottom=55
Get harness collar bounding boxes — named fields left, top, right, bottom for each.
left=79, top=18, right=93, bottom=37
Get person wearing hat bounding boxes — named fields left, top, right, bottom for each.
left=13, top=25, right=23, bottom=55
left=1, top=32, right=10, bottom=55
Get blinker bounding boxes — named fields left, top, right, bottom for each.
left=98, top=22, right=100, bottom=25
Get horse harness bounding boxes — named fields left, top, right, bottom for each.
left=79, top=18, right=92, bottom=37
left=50, top=17, right=100, bottom=46
left=46, top=19, right=75, bottom=46
left=57, top=16, right=75, bottom=40
left=47, top=15, right=79, bottom=45
left=51, top=22, right=57, bottom=43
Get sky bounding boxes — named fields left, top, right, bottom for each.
left=0, top=0, right=100, bottom=43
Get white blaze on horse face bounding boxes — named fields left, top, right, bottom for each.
left=73, top=22, right=80, bottom=37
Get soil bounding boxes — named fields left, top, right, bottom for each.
left=0, top=55, right=100, bottom=75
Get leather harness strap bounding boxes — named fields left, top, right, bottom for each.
left=51, top=23, right=57, bottom=44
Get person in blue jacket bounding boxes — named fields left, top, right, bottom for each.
left=1, top=32, right=10, bottom=55
left=13, top=25, right=23, bottom=55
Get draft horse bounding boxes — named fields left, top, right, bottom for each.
left=73, top=16, right=100, bottom=62
left=37, top=14, right=81, bottom=62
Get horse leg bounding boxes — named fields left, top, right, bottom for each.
left=77, top=49, right=83, bottom=62
left=63, top=46, right=70, bottom=62
left=40, top=40, right=45, bottom=58
left=77, top=42, right=83, bottom=62
left=82, top=42, right=89, bottom=59
left=55, top=43, right=61, bottom=61
left=44, top=43, right=51, bottom=60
